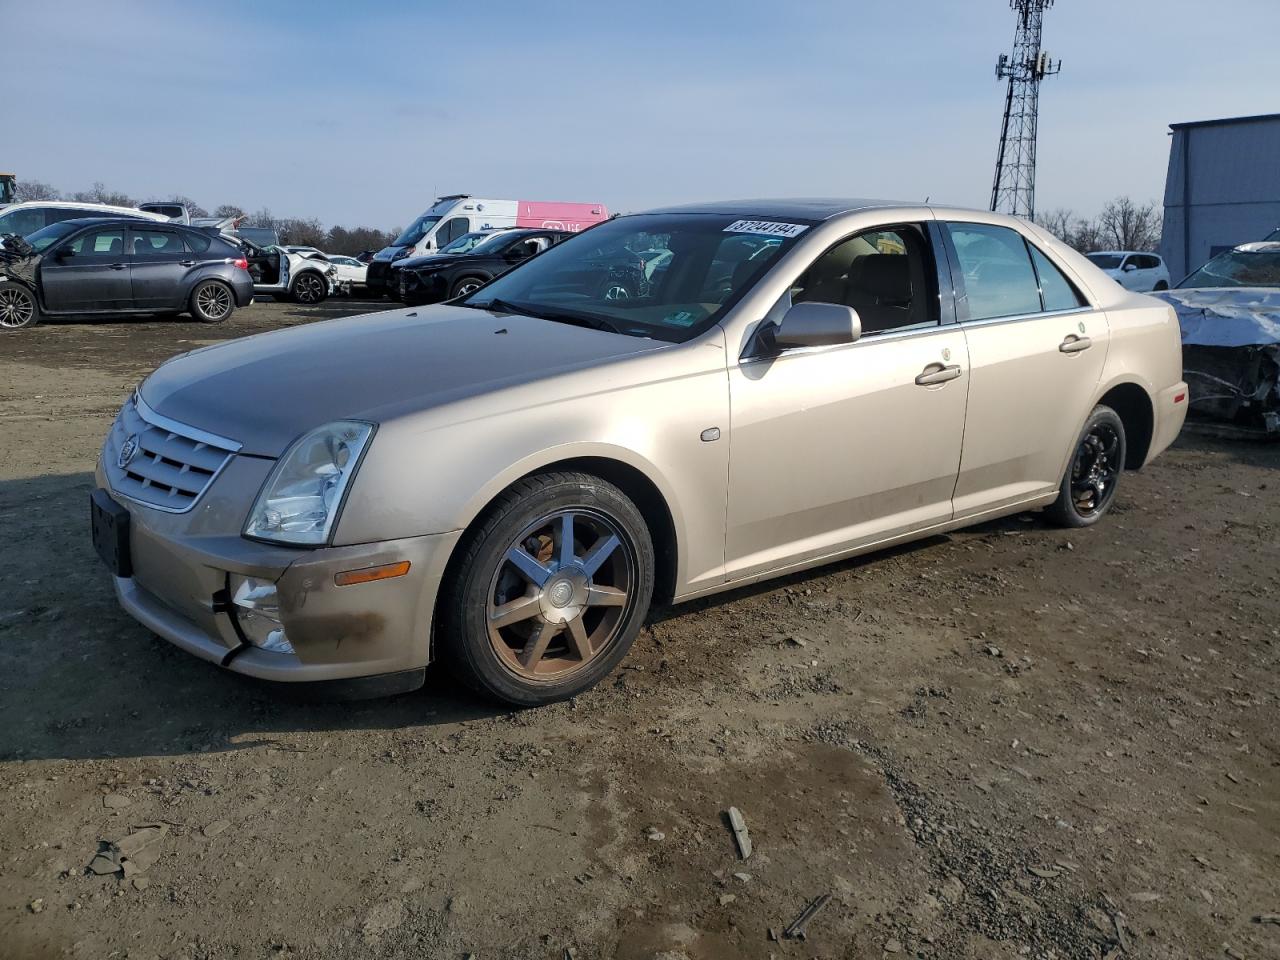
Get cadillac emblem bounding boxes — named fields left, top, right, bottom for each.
left=117, top=434, right=140, bottom=470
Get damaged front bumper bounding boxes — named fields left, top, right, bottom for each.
left=94, top=454, right=461, bottom=690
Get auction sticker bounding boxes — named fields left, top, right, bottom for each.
left=724, top=219, right=809, bottom=239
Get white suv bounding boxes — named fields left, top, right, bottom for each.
left=1085, top=251, right=1171, bottom=292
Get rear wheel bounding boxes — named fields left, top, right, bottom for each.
left=189, top=280, right=235, bottom=323
left=0, top=281, right=39, bottom=329
left=440, top=472, right=655, bottom=706
left=1046, top=405, right=1126, bottom=528
left=451, top=276, right=486, bottom=299
left=290, top=272, right=328, bottom=305
left=1153, top=281, right=1169, bottom=291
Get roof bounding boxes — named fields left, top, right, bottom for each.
left=0, top=200, right=169, bottom=220
left=1169, top=112, right=1280, bottom=132
left=639, top=198, right=915, bottom=221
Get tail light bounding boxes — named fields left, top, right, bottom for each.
left=233, top=257, right=249, bottom=271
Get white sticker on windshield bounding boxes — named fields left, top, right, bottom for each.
left=724, top=219, right=809, bottom=239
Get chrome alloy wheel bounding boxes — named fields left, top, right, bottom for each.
left=1070, top=421, right=1122, bottom=516
left=0, top=286, right=35, bottom=328
left=486, top=509, right=635, bottom=681
left=196, top=283, right=232, bottom=320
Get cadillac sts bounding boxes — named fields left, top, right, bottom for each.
left=92, top=200, right=1187, bottom=706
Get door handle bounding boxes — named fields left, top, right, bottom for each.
left=109, top=263, right=126, bottom=271
left=915, top=363, right=963, bottom=386
left=1059, top=335, right=1092, bottom=354
left=179, top=260, right=196, bottom=266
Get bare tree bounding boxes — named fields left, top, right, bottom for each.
left=1035, top=208, right=1076, bottom=243
left=277, top=217, right=327, bottom=247
left=14, top=179, right=61, bottom=203
left=213, top=204, right=246, bottom=220
left=69, top=182, right=136, bottom=207
left=1098, top=197, right=1163, bottom=252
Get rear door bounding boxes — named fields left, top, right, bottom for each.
left=127, top=227, right=191, bottom=308
left=944, top=221, right=1108, bottom=519
left=40, top=226, right=132, bottom=312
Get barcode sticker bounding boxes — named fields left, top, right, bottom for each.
left=724, top=219, right=809, bottom=239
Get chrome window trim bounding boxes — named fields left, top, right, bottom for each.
left=958, top=305, right=1095, bottom=331
left=134, top=391, right=243, bottom=453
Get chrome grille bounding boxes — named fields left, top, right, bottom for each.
left=103, top=395, right=240, bottom=512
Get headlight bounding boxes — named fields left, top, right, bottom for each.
left=244, top=420, right=375, bottom=545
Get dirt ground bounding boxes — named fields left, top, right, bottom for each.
left=1, top=300, right=1277, bottom=960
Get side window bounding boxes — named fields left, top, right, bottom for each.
left=438, top=217, right=469, bottom=247
left=1027, top=243, right=1086, bottom=312
left=946, top=223, right=1042, bottom=321
left=68, top=228, right=125, bottom=257
left=793, top=225, right=938, bottom=334
left=182, top=231, right=212, bottom=254
left=1141, top=255, right=1160, bottom=270
left=130, top=229, right=185, bottom=256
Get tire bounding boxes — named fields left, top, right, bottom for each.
left=290, top=272, right=328, bottom=305
left=451, top=276, right=486, bottom=299
left=0, top=281, right=40, bottom=329
left=439, top=471, right=655, bottom=707
left=1045, top=405, right=1127, bottom=528
left=188, top=280, right=235, bottom=324
left=1153, top=281, right=1169, bottom=291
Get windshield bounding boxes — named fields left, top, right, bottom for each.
left=440, top=231, right=500, bottom=255
left=24, top=221, right=80, bottom=253
left=1086, top=253, right=1124, bottom=270
left=393, top=215, right=441, bottom=247
left=1179, top=249, right=1280, bottom=289
left=461, top=213, right=810, bottom=342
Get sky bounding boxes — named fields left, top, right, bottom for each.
left=8, top=0, right=1278, bottom=229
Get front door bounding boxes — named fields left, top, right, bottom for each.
left=127, top=227, right=191, bottom=308
left=944, top=221, right=1110, bottom=518
left=40, top=226, right=131, bottom=312
left=725, top=223, right=969, bottom=582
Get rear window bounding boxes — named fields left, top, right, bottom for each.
left=182, top=231, right=212, bottom=254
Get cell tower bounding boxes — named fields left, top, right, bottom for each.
left=990, top=0, right=1061, bottom=220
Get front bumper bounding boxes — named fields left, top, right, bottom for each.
left=96, top=457, right=461, bottom=684
left=365, top=259, right=394, bottom=294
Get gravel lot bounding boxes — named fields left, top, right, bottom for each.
left=1, top=299, right=1277, bottom=960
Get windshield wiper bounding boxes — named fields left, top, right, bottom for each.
left=469, top=298, right=622, bottom=334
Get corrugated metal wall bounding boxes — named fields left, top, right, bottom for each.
left=1161, top=116, right=1280, bottom=281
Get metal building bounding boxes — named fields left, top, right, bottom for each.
left=1161, top=112, right=1280, bottom=282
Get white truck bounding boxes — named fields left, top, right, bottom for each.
left=365, top=194, right=608, bottom=296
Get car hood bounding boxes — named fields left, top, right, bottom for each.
left=1151, top=287, right=1280, bottom=348
left=140, top=305, right=666, bottom=456
left=372, top=245, right=411, bottom=262
left=395, top=253, right=454, bottom=271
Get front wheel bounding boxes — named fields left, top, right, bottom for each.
left=189, top=280, right=235, bottom=323
left=1153, top=281, right=1169, bottom=291
left=439, top=472, right=655, bottom=706
left=451, top=276, right=486, bottom=299
left=0, top=281, right=40, bottom=329
left=1045, top=405, right=1126, bottom=528
left=290, top=272, right=328, bottom=305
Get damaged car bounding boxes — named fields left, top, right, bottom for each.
left=227, top=234, right=338, bottom=305
left=91, top=200, right=1187, bottom=706
left=1153, top=242, right=1280, bottom=436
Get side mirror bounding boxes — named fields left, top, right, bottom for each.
left=1122, top=262, right=1138, bottom=272
left=773, top=301, right=862, bottom=350
left=55, top=247, right=76, bottom=260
